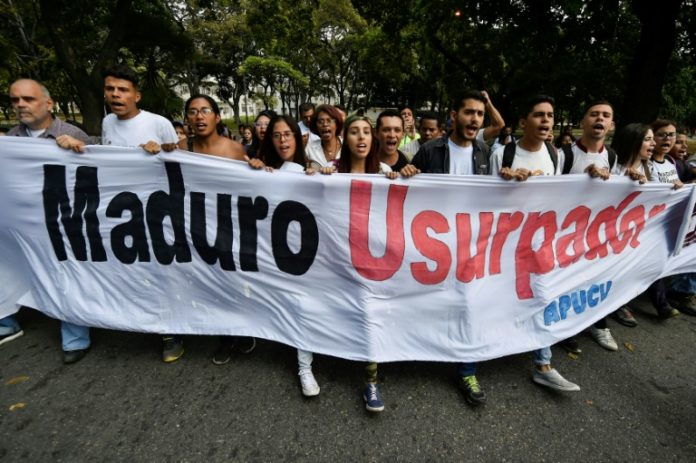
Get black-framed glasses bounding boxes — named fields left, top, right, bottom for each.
left=655, top=132, right=676, bottom=139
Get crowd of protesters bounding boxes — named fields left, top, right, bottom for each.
left=2, top=65, right=695, bottom=414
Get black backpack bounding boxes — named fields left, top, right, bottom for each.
left=560, top=144, right=617, bottom=174
left=502, top=141, right=558, bottom=172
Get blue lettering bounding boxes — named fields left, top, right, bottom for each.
left=599, top=280, right=612, bottom=301
left=540, top=281, right=612, bottom=324
left=588, top=284, right=600, bottom=307
left=571, top=290, right=587, bottom=314
left=544, top=301, right=560, bottom=326
left=558, top=295, right=571, bottom=320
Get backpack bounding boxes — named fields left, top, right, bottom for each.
left=502, top=140, right=558, bottom=172
left=560, top=144, right=617, bottom=174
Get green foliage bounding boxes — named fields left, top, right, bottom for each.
left=0, top=0, right=694, bottom=129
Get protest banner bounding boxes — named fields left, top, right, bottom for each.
left=1, top=138, right=695, bottom=362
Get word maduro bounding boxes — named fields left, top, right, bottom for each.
left=349, top=180, right=666, bottom=300
left=42, top=162, right=319, bottom=275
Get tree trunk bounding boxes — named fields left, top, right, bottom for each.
left=619, top=0, right=683, bottom=126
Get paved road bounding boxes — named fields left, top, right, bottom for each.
left=2, top=297, right=696, bottom=462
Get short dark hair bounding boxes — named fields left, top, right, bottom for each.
left=399, top=105, right=414, bottom=114
left=583, top=100, right=614, bottom=117
left=299, top=102, right=315, bottom=113
left=419, top=111, right=441, bottom=126
left=651, top=118, right=676, bottom=133
left=102, top=65, right=139, bottom=88
left=451, top=90, right=487, bottom=112
left=376, top=109, right=404, bottom=130
left=522, top=94, right=555, bottom=117
left=259, top=115, right=305, bottom=169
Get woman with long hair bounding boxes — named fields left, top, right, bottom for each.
left=611, top=123, right=655, bottom=183
left=611, top=122, right=681, bottom=320
left=246, top=110, right=276, bottom=159
left=247, top=115, right=321, bottom=397
left=319, top=115, right=396, bottom=413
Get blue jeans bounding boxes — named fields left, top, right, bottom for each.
left=0, top=314, right=21, bottom=335
left=61, top=322, right=90, bottom=351
left=457, top=362, right=477, bottom=377
left=671, top=273, right=696, bottom=294
left=297, top=349, right=313, bottom=371
left=533, top=346, right=552, bottom=366
left=1, top=314, right=89, bottom=351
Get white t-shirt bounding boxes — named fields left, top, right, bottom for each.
left=102, top=110, right=178, bottom=147
left=565, top=142, right=611, bottom=173
left=612, top=162, right=650, bottom=179
left=27, top=128, right=47, bottom=138
left=448, top=139, right=474, bottom=175
left=279, top=161, right=305, bottom=172
left=490, top=142, right=561, bottom=176
left=650, top=158, right=679, bottom=184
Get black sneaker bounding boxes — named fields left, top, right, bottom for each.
left=657, top=306, right=680, bottom=320
left=236, top=336, right=256, bottom=354
left=667, top=293, right=696, bottom=316
left=212, top=337, right=235, bottom=365
left=458, top=375, right=487, bottom=405
left=559, top=337, right=582, bottom=354
left=162, top=336, right=184, bottom=363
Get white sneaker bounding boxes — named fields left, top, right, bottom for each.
left=589, top=327, right=618, bottom=351
left=533, top=368, right=581, bottom=392
left=299, top=369, right=320, bottom=397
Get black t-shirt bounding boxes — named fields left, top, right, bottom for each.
left=386, top=150, right=410, bottom=172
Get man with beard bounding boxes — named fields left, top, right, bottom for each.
left=400, top=90, right=490, bottom=406
left=376, top=109, right=410, bottom=172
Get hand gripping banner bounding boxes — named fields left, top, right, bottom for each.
left=1, top=138, right=695, bottom=362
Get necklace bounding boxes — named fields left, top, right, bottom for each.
left=322, top=138, right=341, bottom=161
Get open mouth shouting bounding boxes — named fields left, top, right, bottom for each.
left=194, top=121, right=208, bottom=134
left=591, top=123, right=605, bottom=136
left=537, top=125, right=551, bottom=139
left=464, top=124, right=479, bottom=139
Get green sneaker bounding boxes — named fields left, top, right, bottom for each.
left=458, top=375, right=487, bottom=405
left=162, top=336, right=184, bottom=363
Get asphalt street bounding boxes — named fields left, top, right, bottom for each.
left=2, top=296, right=696, bottom=462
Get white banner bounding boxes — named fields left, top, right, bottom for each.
left=1, top=138, right=695, bottom=362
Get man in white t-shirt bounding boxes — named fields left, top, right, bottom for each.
left=556, top=101, right=629, bottom=352
left=493, top=94, right=580, bottom=393
left=59, top=65, right=178, bottom=155
left=298, top=102, right=319, bottom=144
left=57, top=65, right=182, bottom=362
left=400, top=90, right=490, bottom=406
